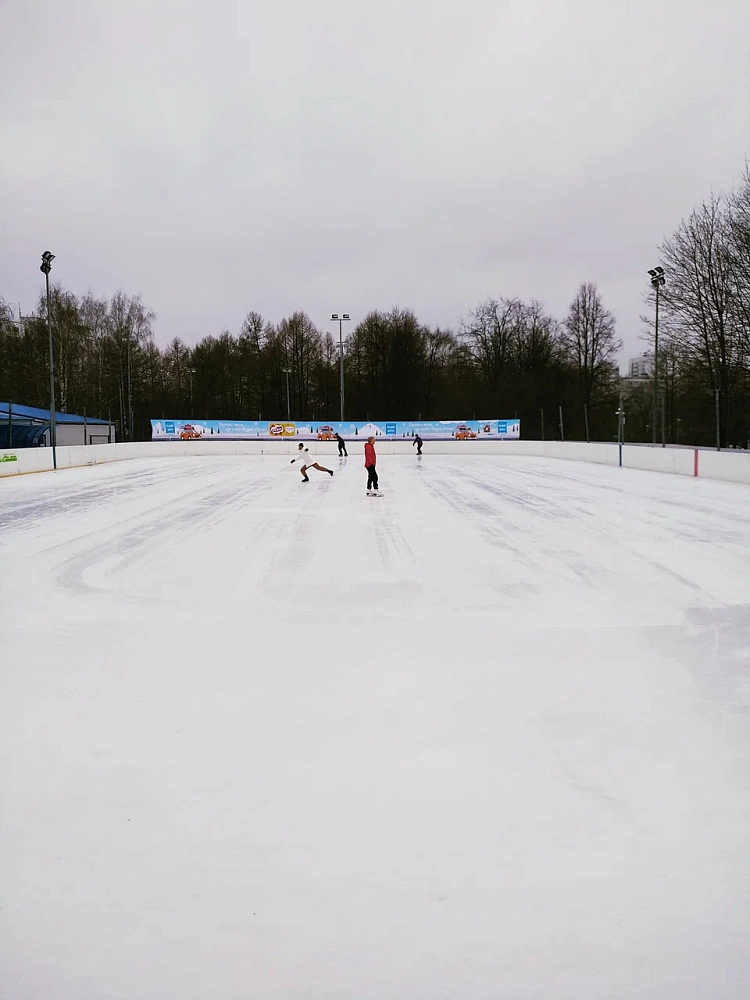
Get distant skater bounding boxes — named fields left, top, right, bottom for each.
left=335, top=432, right=348, bottom=457
left=413, top=433, right=423, bottom=455
left=364, top=436, right=380, bottom=495
left=292, top=443, right=334, bottom=482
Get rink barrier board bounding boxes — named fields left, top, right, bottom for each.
left=1, top=441, right=750, bottom=485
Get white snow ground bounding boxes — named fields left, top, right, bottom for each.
left=1, top=453, right=749, bottom=999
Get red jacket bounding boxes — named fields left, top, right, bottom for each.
left=364, top=442, right=376, bottom=467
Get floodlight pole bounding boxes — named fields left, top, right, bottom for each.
left=40, top=252, right=57, bottom=469
left=331, top=313, right=351, bottom=422
left=648, top=266, right=665, bottom=445
left=127, top=328, right=132, bottom=439
left=653, top=279, right=660, bottom=444
left=715, top=388, right=721, bottom=450
left=189, top=368, right=196, bottom=414
left=616, top=397, right=625, bottom=467
left=282, top=368, right=291, bottom=420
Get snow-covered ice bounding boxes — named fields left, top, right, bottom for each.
left=1, top=453, right=749, bottom=999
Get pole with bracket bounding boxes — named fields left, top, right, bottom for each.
left=40, top=251, right=57, bottom=469
left=715, top=388, right=720, bottom=450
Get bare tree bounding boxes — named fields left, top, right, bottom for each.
left=727, top=165, right=750, bottom=355
left=560, top=283, right=621, bottom=405
left=462, top=298, right=518, bottom=390
left=659, top=194, right=746, bottom=444
left=276, top=312, right=324, bottom=417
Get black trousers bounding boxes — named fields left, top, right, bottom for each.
left=366, top=465, right=379, bottom=490
left=338, top=442, right=347, bottom=456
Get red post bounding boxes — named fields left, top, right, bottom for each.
left=693, top=449, right=699, bottom=477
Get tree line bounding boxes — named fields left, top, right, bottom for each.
left=0, top=286, right=622, bottom=442
left=644, top=166, right=750, bottom=448
left=2, top=165, right=749, bottom=446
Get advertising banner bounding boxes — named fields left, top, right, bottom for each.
left=151, top=419, right=520, bottom=441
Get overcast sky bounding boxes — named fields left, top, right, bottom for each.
left=2, top=0, right=748, bottom=368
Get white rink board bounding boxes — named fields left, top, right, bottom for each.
left=2, top=438, right=750, bottom=484
left=1, top=454, right=750, bottom=1000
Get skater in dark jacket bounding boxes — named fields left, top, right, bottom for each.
left=413, top=434, right=423, bottom=455
left=335, top=433, right=348, bottom=457
left=364, top=436, right=379, bottom=493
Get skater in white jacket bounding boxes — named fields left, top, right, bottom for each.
left=292, top=443, right=334, bottom=482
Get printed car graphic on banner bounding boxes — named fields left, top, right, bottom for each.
left=179, top=423, right=202, bottom=440
left=151, top=419, right=521, bottom=440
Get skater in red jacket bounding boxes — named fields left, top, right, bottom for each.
left=364, top=436, right=379, bottom=494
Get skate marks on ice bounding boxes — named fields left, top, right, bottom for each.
left=258, top=473, right=337, bottom=599
left=413, top=455, right=748, bottom=614
left=2, top=455, right=750, bottom=1000
left=260, top=470, right=423, bottom=610
left=2, top=458, right=281, bottom=605
left=364, top=485, right=422, bottom=608
left=0, top=460, right=181, bottom=533
left=51, top=480, right=259, bottom=600
left=644, top=603, right=750, bottom=758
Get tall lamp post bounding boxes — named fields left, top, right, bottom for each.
left=330, top=313, right=351, bottom=422
left=647, top=266, right=665, bottom=444
left=189, top=368, right=196, bottom=414
left=40, top=251, right=57, bottom=469
left=282, top=368, right=291, bottom=420
left=615, top=397, right=625, bottom=467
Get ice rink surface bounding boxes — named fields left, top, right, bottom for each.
left=1, top=453, right=749, bottom=999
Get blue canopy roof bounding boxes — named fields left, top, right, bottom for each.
left=0, top=424, right=48, bottom=448
left=0, top=402, right=109, bottom=425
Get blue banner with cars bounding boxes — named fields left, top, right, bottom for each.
left=151, top=419, right=520, bottom=441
